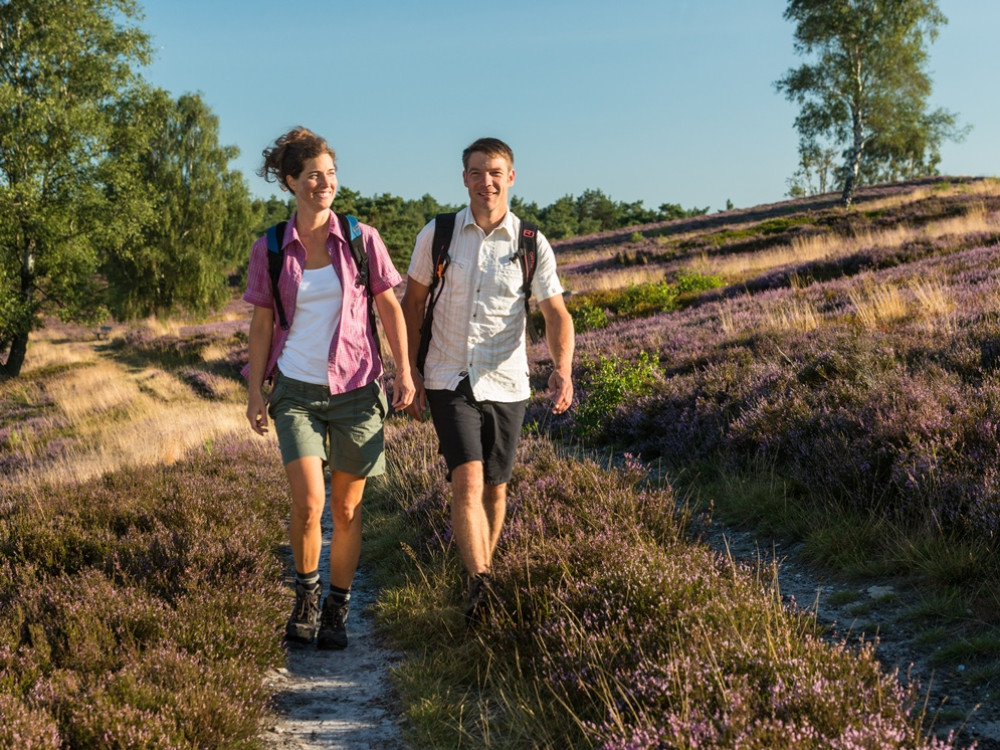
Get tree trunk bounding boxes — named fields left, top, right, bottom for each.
left=1, top=237, right=38, bottom=379
left=0, top=332, right=29, bottom=379
left=841, top=149, right=862, bottom=208
left=841, top=111, right=866, bottom=209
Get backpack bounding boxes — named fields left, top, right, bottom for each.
left=415, top=212, right=540, bottom=375
left=265, top=213, right=382, bottom=362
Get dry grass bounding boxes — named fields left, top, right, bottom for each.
left=3, top=329, right=252, bottom=496
left=19, top=327, right=101, bottom=373
left=907, top=277, right=956, bottom=334
left=848, top=279, right=908, bottom=329
left=12, top=404, right=253, bottom=495
left=856, top=177, right=1000, bottom=214
left=565, top=265, right=667, bottom=294
left=844, top=275, right=957, bottom=332
left=763, top=296, right=822, bottom=333
left=691, top=202, right=997, bottom=281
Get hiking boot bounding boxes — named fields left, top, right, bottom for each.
left=317, top=595, right=350, bottom=650
left=464, top=573, right=494, bottom=629
left=285, top=581, right=322, bottom=644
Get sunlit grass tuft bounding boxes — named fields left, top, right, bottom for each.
left=763, top=296, right=821, bottom=332
left=849, top=278, right=907, bottom=329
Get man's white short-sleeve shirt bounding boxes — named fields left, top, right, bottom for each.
left=408, top=207, right=563, bottom=402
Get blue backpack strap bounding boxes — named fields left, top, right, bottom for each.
left=337, top=213, right=382, bottom=365
left=266, top=221, right=290, bottom=330
left=416, top=212, right=456, bottom=375
left=342, top=214, right=368, bottom=288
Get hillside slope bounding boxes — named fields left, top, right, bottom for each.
left=535, top=175, right=1000, bottom=746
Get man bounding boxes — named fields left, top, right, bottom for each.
left=401, top=137, right=574, bottom=625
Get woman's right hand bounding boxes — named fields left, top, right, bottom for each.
left=247, top=390, right=269, bottom=435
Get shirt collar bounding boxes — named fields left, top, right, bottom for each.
left=287, top=210, right=343, bottom=248
left=459, top=205, right=515, bottom=238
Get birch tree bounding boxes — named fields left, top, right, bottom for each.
left=776, top=0, right=965, bottom=207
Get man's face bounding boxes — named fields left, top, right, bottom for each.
left=463, top=152, right=515, bottom=216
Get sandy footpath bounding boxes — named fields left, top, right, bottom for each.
left=258, top=509, right=409, bottom=750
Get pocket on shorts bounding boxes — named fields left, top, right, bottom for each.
left=372, top=380, right=388, bottom=421
left=266, top=377, right=287, bottom=419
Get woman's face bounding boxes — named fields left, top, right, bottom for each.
left=286, top=153, right=337, bottom=211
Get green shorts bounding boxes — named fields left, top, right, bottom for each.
left=268, top=371, right=388, bottom=476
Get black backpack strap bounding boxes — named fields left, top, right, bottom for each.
left=337, top=213, right=383, bottom=365
left=416, top=212, right=456, bottom=375
left=266, top=221, right=290, bottom=330
left=516, top=220, right=541, bottom=343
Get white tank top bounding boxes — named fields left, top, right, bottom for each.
left=277, top=265, right=343, bottom=385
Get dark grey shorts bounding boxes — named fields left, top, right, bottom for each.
left=425, top=377, right=527, bottom=485
left=268, top=371, right=388, bottom=476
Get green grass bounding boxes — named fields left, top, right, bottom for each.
left=686, top=215, right=819, bottom=248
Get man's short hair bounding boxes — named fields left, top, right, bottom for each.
left=462, top=138, right=514, bottom=169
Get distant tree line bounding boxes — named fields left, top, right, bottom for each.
left=511, top=190, right=708, bottom=241
left=252, top=188, right=707, bottom=271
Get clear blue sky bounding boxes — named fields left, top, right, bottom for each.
left=139, top=0, right=997, bottom=214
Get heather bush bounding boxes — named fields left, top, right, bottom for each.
left=0, top=438, right=288, bottom=746
left=574, top=237, right=1000, bottom=549
left=382, top=428, right=954, bottom=748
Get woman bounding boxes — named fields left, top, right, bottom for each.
left=243, top=127, right=414, bottom=650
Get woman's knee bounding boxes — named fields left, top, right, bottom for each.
left=291, top=493, right=325, bottom=526
left=330, top=498, right=362, bottom=529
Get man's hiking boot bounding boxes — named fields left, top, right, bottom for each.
left=317, top=595, right=350, bottom=650
left=464, top=573, right=494, bottom=629
left=285, top=581, right=322, bottom=644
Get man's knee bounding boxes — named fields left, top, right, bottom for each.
left=452, top=461, right=485, bottom=501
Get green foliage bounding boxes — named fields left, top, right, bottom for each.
left=629, top=230, right=644, bottom=243
left=674, top=269, right=723, bottom=295
left=0, top=0, right=153, bottom=377
left=102, top=91, right=257, bottom=319
left=565, top=272, right=722, bottom=335
left=574, top=351, right=661, bottom=440
left=251, top=195, right=295, bottom=237
left=569, top=299, right=609, bottom=333
left=776, top=0, right=967, bottom=205
left=703, top=216, right=817, bottom=245
left=616, top=281, right=678, bottom=318
left=335, top=188, right=459, bottom=269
